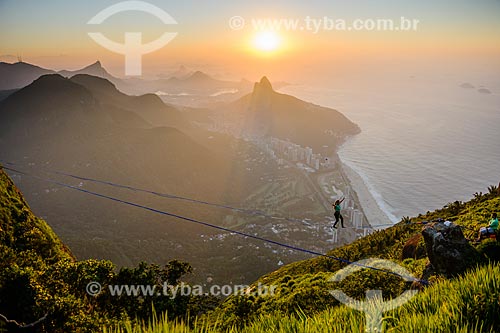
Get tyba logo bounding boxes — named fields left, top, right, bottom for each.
left=329, top=258, right=418, bottom=333
left=87, top=1, right=177, bottom=76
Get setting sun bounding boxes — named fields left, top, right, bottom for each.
left=253, top=31, right=281, bottom=52
left=2, top=1, right=500, bottom=331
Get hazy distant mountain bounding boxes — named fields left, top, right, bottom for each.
left=70, top=74, right=188, bottom=129
left=148, top=71, right=253, bottom=95
left=459, top=82, right=494, bottom=95
left=0, top=72, right=358, bottom=285
left=460, top=82, right=475, bottom=89
left=0, top=60, right=125, bottom=92
left=168, top=65, right=193, bottom=79
left=0, top=60, right=285, bottom=108
left=0, top=74, right=279, bottom=279
left=0, top=74, right=225, bottom=196
left=138, top=72, right=293, bottom=108
left=58, top=61, right=123, bottom=86
left=0, top=61, right=55, bottom=90
left=477, top=88, right=492, bottom=94
left=223, top=76, right=360, bottom=151
left=0, top=73, right=244, bottom=257
left=178, top=70, right=220, bottom=85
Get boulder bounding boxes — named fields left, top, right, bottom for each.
left=421, top=221, right=484, bottom=279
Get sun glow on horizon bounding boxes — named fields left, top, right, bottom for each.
left=252, top=31, right=282, bottom=53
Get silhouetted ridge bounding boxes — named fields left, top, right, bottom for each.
left=0, top=61, right=55, bottom=91
left=68, top=74, right=185, bottom=127
left=70, top=74, right=117, bottom=92
left=32, top=73, right=68, bottom=84
left=79, top=60, right=103, bottom=72
left=252, top=76, right=274, bottom=95
left=226, top=75, right=360, bottom=150
left=87, top=60, right=102, bottom=68
left=249, top=76, right=275, bottom=112
left=57, top=60, right=119, bottom=85
left=11, top=74, right=94, bottom=104
left=258, top=76, right=273, bottom=91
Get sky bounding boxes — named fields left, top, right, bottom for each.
left=1, top=0, right=500, bottom=83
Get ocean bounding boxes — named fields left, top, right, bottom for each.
left=279, top=77, right=500, bottom=222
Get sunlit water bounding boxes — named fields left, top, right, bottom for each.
left=280, top=78, right=500, bottom=222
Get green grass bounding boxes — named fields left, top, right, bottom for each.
left=105, top=263, right=500, bottom=333
left=2, top=163, right=499, bottom=333
left=207, top=193, right=500, bottom=326
left=0, top=168, right=72, bottom=263
left=104, top=189, right=500, bottom=333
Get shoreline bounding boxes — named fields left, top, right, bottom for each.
left=340, top=161, right=396, bottom=229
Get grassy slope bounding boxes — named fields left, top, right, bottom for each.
left=213, top=193, right=500, bottom=319
left=0, top=167, right=117, bottom=332
left=0, top=166, right=74, bottom=330
left=106, top=263, right=500, bottom=333
left=105, top=189, right=500, bottom=332
left=2, top=162, right=498, bottom=332
left=0, top=166, right=72, bottom=263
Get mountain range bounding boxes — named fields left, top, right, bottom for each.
left=0, top=61, right=284, bottom=104
left=0, top=61, right=54, bottom=90
left=0, top=68, right=359, bottom=283
left=58, top=60, right=120, bottom=83
left=2, top=60, right=498, bottom=332
left=0, top=60, right=122, bottom=92
left=0, top=73, right=239, bottom=268
left=213, top=76, right=360, bottom=152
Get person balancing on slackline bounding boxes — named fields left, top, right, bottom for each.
left=332, top=197, right=345, bottom=229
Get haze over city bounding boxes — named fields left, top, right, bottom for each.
left=1, top=1, right=500, bottom=332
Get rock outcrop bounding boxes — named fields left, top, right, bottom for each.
left=421, top=221, right=484, bottom=279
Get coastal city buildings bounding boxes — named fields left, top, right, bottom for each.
left=206, top=119, right=372, bottom=240
left=261, top=137, right=329, bottom=171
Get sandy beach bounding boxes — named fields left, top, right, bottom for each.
left=341, top=162, right=395, bottom=229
